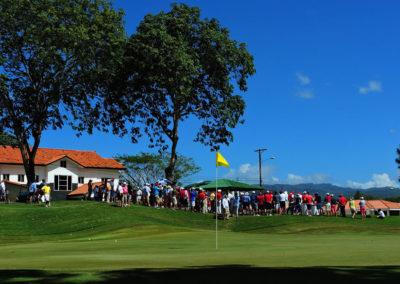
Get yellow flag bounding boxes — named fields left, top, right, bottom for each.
left=216, top=152, right=230, bottom=168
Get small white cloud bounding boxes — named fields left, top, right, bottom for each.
left=296, top=89, right=314, bottom=99
left=347, top=173, right=399, bottom=189
left=224, top=163, right=278, bottom=184
left=296, top=73, right=311, bottom=85
left=390, top=129, right=397, bottom=134
left=359, top=81, right=382, bottom=94
left=285, top=173, right=330, bottom=184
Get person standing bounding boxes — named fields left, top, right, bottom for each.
left=87, top=180, right=93, bottom=201
left=338, top=194, right=347, bottom=217
left=306, top=192, right=313, bottom=217
left=198, top=189, right=207, bottom=214
left=324, top=193, right=332, bottom=217
left=190, top=188, right=196, bottom=212
left=42, top=183, right=51, bottom=207
left=122, top=182, right=128, bottom=207
left=216, top=189, right=223, bottom=215
left=359, top=197, right=366, bottom=220
left=222, top=195, right=230, bottom=220
left=331, top=194, right=338, bottom=217
left=349, top=197, right=356, bottom=219
left=279, top=190, right=286, bottom=215
left=29, top=181, right=37, bottom=204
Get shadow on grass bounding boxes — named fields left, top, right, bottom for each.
left=1, top=265, right=400, bottom=283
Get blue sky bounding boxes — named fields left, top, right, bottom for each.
left=40, top=0, right=400, bottom=189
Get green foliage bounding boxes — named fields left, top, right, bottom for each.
left=386, top=196, right=400, bottom=202
left=354, top=190, right=362, bottom=199
left=117, top=3, right=255, bottom=181
left=115, top=152, right=201, bottom=187
left=0, top=132, right=19, bottom=147
left=0, top=0, right=126, bottom=183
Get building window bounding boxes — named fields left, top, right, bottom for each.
left=2, top=174, right=9, bottom=181
left=78, top=177, right=84, bottom=184
left=60, top=160, right=67, bottom=168
left=35, top=175, right=39, bottom=182
left=54, top=175, right=72, bottom=191
left=18, top=174, right=25, bottom=182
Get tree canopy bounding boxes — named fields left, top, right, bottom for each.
left=0, top=0, right=126, bottom=184
left=118, top=3, right=255, bottom=183
left=115, top=152, right=201, bottom=188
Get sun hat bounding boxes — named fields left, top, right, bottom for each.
left=360, top=196, right=364, bottom=200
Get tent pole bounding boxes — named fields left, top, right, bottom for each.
left=216, top=167, right=218, bottom=250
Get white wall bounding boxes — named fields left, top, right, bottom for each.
left=0, top=159, right=120, bottom=187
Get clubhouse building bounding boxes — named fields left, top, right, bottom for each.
left=0, top=146, right=125, bottom=200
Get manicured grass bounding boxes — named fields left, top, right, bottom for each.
left=1, top=201, right=400, bottom=283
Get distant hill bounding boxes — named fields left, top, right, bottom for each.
left=262, top=183, right=400, bottom=199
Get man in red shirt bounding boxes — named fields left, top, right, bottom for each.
left=257, top=192, right=265, bottom=215
left=301, top=191, right=308, bottom=215
left=216, top=190, right=222, bottom=215
left=324, top=193, right=332, bottom=217
left=198, top=189, right=207, bottom=214
left=264, top=190, right=273, bottom=216
left=338, top=194, right=347, bottom=217
left=306, top=192, right=313, bottom=216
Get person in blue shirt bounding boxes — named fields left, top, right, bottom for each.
left=190, top=188, right=196, bottom=212
left=242, top=192, right=251, bottom=215
left=29, top=182, right=37, bottom=203
left=250, top=191, right=258, bottom=216
left=153, top=185, right=160, bottom=208
left=233, top=192, right=240, bottom=216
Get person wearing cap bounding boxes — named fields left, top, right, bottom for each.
left=330, top=194, right=338, bottom=217
left=305, top=192, right=313, bottom=217
left=264, top=190, right=273, bottom=216
left=198, top=189, right=207, bottom=214
left=324, top=193, right=332, bottom=217
left=257, top=191, right=265, bottom=216
left=42, top=182, right=51, bottom=207
left=287, top=191, right=295, bottom=215
left=338, top=194, right=347, bottom=217
left=222, top=194, right=230, bottom=220
left=359, top=196, right=366, bottom=220
left=136, top=187, right=142, bottom=205
left=216, top=189, right=223, bottom=215
left=279, top=190, right=286, bottom=215
left=121, top=182, right=128, bottom=207
left=294, top=193, right=302, bottom=215
left=190, top=188, right=196, bottom=212
left=349, top=197, right=356, bottom=218
left=242, top=192, right=251, bottom=215
left=250, top=191, right=258, bottom=216
left=301, top=191, right=308, bottom=215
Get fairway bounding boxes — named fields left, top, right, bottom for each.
left=1, top=202, right=400, bottom=283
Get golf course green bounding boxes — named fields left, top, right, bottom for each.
left=1, top=201, right=400, bottom=283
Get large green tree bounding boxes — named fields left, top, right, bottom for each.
left=118, top=3, right=255, bottom=183
left=116, top=152, right=201, bottom=188
left=0, top=0, right=126, bottom=184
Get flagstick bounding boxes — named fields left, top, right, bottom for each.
left=216, top=166, right=218, bottom=250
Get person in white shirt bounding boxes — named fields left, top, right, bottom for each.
left=279, top=190, right=286, bottom=215
left=136, top=188, right=142, bottom=205
left=377, top=209, right=385, bottom=219
left=222, top=195, right=230, bottom=220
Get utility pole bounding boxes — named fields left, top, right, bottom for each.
left=254, top=148, right=267, bottom=187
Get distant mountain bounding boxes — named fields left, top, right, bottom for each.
left=262, top=183, right=400, bottom=199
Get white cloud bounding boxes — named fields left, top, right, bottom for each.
left=347, top=173, right=399, bottom=189
left=223, top=163, right=278, bottom=184
left=359, top=81, right=382, bottom=94
left=296, top=89, right=314, bottom=99
left=285, top=173, right=331, bottom=184
left=296, top=73, right=311, bottom=85
left=390, top=129, right=397, bottom=134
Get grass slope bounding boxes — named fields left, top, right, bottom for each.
left=1, top=201, right=400, bottom=283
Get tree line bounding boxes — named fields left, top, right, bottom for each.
left=0, top=0, right=255, bottom=185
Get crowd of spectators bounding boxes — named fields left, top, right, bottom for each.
left=85, top=180, right=377, bottom=219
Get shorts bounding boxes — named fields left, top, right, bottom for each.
left=266, top=203, right=273, bottom=210
left=275, top=203, right=280, bottom=210
left=331, top=205, right=337, bottom=212
left=280, top=201, right=285, bottom=208
left=172, top=196, right=177, bottom=205
left=44, top=194, right=50, bottom=202
left=361, top=207, right=366, bottom=215
left=306, top=204, right=312, bottom=210
left=317, top=204, right=322, bottom=210
left=350, top=208, right=356, bottom=214
left=243, top=202, right=250, bottom=210
left=252, top=203, right=258, bottom=211
left=29, top=192, right=35, bottom=196
left=191, top=201, right=195, bottom=207
left=136, top=196, right=141, bottom=202
left=325, top=203, right=331, bottom=211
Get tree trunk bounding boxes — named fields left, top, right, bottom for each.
left=165, top=117, right=179, bottom=185
left=17, top=132, right=41, bottom=185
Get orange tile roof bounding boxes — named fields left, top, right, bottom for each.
left=5, top=180, right=28, bottom=188
left=68, top=182, right=103, bottom=196
left=0, top=146, right=125, bottom=170
left=345, top=199, right=400, bottom=210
